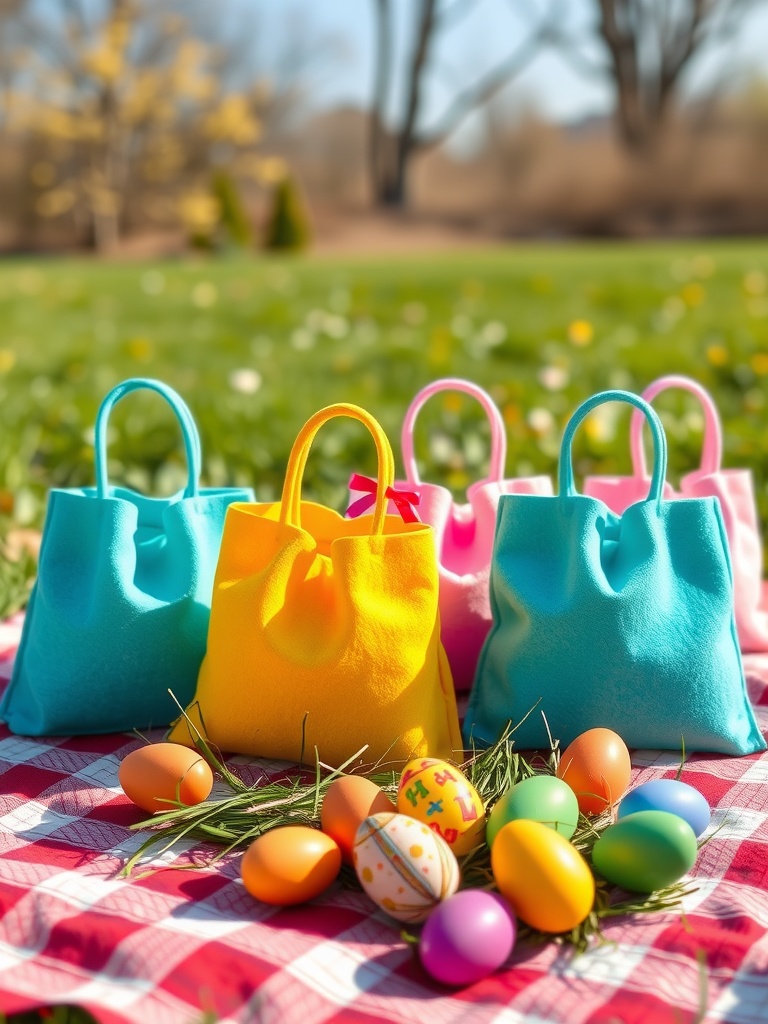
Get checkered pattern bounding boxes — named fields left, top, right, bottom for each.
left=1, top=612, right=768, bottom=1024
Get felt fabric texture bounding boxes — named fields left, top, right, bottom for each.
left=0, top=379, right=253, bottom=736
left=465, top=389, right=765, bottom=756
left=585, top=375, right=768, bottom=653
left=169, top=403, right=462, bottom=769
left=349, top=379, right=552, bottom=691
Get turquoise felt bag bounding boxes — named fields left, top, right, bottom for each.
left=464, top=390, right=765, bottom=755
left=0, top=378, right=253, bottom=736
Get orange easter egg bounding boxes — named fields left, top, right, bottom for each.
left=118, top=742, right=213, bottom=814
left=556, top=728, right=631, bottom=815
left=241, top=826, right=341, bottom=906
left=320, top=775, right=395, bottom=863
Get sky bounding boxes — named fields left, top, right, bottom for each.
left=254, top=0, right=768, bottom=153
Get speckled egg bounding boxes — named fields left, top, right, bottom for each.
left=397, top=758, right=485, bottom=856
left=353, top=811, right=460, bottom=923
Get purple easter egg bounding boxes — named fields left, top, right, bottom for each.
left=419, top=890, right=516, bottom=987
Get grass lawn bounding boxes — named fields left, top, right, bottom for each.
left=0, top=239, right=767, bottom=615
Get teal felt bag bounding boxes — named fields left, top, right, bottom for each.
left=464, top=390, right=765, bottom=755
left=0, top=378, right=253, bottom=736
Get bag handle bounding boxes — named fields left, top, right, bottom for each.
left=280, top=403, right=396, bottom=536
left=94, top=378, right=202, bottom=499
left=560, top=390, right=668, bottom=508
left=401, top=378, right=507, bottom=486
left=631, top=375, right=722, bottom=478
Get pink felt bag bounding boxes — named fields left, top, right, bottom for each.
left=350, top=379, right=552, bottom=690
left=584, top=374, right=768, bottom=653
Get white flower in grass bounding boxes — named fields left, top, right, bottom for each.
left=229, top=369, right=262, bottom=395
left=539, top=365, right=569, bottom=391
left=324, top=314, right=349, bottom=339
left=527, top=408, right=555, bottom=436
left=192, top=281, right=218, bottom=308
left=480, top=320, right=506, bottom=347
left=450, top=314, right=472, bottom=338
left=305, top=309, right=327, bottom=331
left=291, top=328, right=316, bottom=351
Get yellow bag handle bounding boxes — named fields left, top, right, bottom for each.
left=279, top=403, right=396, bottom=536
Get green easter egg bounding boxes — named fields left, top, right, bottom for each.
left=592, top=810, right=698, bottom=893
left=487, top=775, right=580, bottom=847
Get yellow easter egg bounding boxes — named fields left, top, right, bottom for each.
left=397, top=757, right=485, bottom=856
left=491, top=819, right=595, bottom=933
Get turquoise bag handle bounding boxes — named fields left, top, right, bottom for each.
left=94, top=378, right=202, bottom=499
left=559, top=390, right=668, bottom=508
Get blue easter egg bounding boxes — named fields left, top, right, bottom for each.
left=618, top=779, right=710, bottom=837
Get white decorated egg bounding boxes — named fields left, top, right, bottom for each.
left=353, top=811, right=460, bottom=923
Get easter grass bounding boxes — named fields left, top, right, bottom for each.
left=121, top=706, right=697, bottom=955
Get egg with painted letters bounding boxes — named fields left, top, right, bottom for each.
left=353, top=811, right=460, bottom=923
left=397, top=758, right=485, bottom=856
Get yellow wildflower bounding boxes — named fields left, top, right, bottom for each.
left=706, top=344, right=728, bottom=367
left=127, top=337, right=154, bottom=362
left=681, top=283, right=705, bottom=307
left=568, top=319, right=594, bottom=346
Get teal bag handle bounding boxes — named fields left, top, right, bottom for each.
left=94, top=378, right=202, bottom=499
left=559, top=390, right=668, bottom=508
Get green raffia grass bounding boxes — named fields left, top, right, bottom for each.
left=122, top=710, right=697, bottom=954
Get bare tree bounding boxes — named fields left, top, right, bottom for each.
left=369, top=0, right=550, bottom=207
left=558, top=0, right=762, bottom=151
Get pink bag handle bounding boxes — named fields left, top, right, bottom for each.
left=631, top=375, right=723, bottom=479
left=401, top=378, right=506, bottom=486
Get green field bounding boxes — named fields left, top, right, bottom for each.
left=1, top=240, right=767, bottom=614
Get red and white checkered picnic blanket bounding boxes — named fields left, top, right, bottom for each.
left=1, top=613, right=767, bottom=1024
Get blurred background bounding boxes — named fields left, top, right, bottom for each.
left=1, top=0, right=768, bottom=250
left=0, top=0, right=767, bottom=613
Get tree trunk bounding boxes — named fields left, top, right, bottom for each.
left=370, top=0, right=394, bottom=205
left=369, top=0, right=437, bottom=209
left=92, top=206, right=121, bottom=252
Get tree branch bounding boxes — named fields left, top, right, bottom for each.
left=416, top=27, right=546, bottom=150
left=398, top=0, right=438, bottom=158
left=548, top=28, right=614, bottom=80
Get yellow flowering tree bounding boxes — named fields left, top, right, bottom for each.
left=5, top=0, right=271, bottom=250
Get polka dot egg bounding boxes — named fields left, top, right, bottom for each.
left=353, top=811, right=460, bottom=923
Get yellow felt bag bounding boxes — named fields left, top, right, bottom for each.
left=169, top=403, right=462, bottom=768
